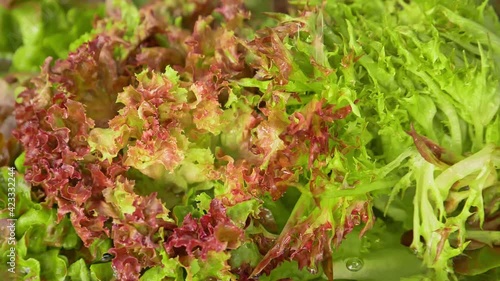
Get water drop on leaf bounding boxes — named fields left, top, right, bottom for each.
left=307, top=267, right=318, bottom=274
left=345, top=257, right=364, bottom=272
left=102, top=253, right=114, bottom=262
left=21, top=267, right=30, bottom=274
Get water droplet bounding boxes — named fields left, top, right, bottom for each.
left=307, top=267, right=318, bottom=274
left=345, top=257, right=364, bottom=272
left=102, top=253, right=114, bottom=262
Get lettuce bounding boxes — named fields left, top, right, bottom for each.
left=0, top=0, right=105, bottom=73
left=3, top=0, right=500, bottom=280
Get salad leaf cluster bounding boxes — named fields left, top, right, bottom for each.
left=1, top=0, right=499, bottom=280
left=0, top=0, right=104, bottom=73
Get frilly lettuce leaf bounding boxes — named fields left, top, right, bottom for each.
left=1, top=0, right=104, bottom=73
left=6, top=0, right=500, bottom=280
left=0, top=167, right=82, bottom=280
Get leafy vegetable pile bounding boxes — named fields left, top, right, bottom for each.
left=1, top=0, right=499, bottom=280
